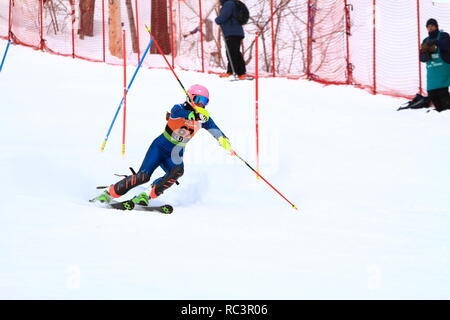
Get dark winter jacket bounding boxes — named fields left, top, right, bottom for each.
left=420, top=30, right=450, bottom=64
left=215, top=0, right=245, bottom=38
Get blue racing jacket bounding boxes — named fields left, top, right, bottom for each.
left=155, top=102, right=227, bottom=151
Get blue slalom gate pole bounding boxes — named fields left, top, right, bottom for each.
left=0, top=40, right=11, bottom=72
left=100, top=38, right=154, bottom=152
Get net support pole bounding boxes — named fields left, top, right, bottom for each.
left=1, top=0, right=12, bottom=72
left=7, top=0, right=12, bottom=40
left=344, top=0, right=352, bottom=84
left=416, top=0, right=423, bottom=95
left=122, top=30, right=127, bottom=157
left=372, top=0, right=377, bottom=94
left=306, top=0, right=312, bottom=79
left=255, top=32, right=260, bottom=177
left=40, top=0, right=44, bottom=50
left=169, top=0, right=175, bottom=68
left=270, top=0, right=275, bottom=77
left=199, top=0, right=205, bottom=73
left=70, top=0, right=75, bottom=58
left=102, top=0, right=106, bottom=62
left=135, top=0, right=141, bottom=63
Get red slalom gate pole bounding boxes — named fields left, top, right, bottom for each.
left=144, top=27, right=295, bottom=209
left=255, top=32, right=260, bottom=177
left=122, top=30, right=127, bottom=157
left=233, top=152, right=298, bottom=210
left=144, top=25, right=195, bottom=104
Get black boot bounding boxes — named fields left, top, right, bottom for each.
left=150, top=166, right=184, bottom=199
left=109, top=171, right=151, bottom=198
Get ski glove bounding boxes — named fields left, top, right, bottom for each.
left=194, top=106, right=210, bottom=123
left=421, top=40, right=438, bottom=54
left=218, top=136, right=232, bottom=151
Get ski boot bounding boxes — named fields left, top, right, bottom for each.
left=219, top=72, right=232, bottom=78
left=108, top=171, right=151, bottom=198
left=150, top=166, right=184, bottom=199
left=131, top=192, right=150, bottom=206
left=90, top=190, right=112, bottom=204
left=238, top=74, right=254, bottom=80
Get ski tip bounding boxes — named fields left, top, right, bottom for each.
left=161, top=205, right=173, bottom=214
left=292, top=205, right=299, bottom=211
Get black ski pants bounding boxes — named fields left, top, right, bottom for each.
left=428, top=87, right=450, bottom=112
left=225, top=36, right=246, bottom=76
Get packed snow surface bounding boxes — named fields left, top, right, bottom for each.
left=1, top=41, right=449, bottom=299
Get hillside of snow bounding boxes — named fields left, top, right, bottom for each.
left=0, top=40, right=449, bottom=299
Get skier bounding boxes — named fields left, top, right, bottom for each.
left=92, top=84, right=233, bottom=206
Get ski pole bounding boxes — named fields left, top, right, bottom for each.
left=215, top=7, right=237, bottom=79
left=255, top=32, right=260, bottom=177
left=0, top=39, right=11, bottom=72
left=100, top=37, right=154, bottom=152
left=233, top=151, right=298, bottom=210
left=144, top=25, right=196, bottom=105
left=221, top=29, right=237, bottom=79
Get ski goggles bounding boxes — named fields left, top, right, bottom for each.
left=193, top=95, right=209, bottom=106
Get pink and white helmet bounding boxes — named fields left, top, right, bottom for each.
left=187, top=84, right=210, bottom=106
left=188, top=84, right=209, bottom=98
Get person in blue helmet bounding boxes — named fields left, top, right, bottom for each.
left=91, top=84, right=233, bottom=206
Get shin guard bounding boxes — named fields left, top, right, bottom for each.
left=150, top=166, right=184, bottom=199
left=109, top=171, right=151, bottom=198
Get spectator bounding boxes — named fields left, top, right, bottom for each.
left=215, top=0, right=250, bottom=80
left=419, top=18, right=450, bottom=112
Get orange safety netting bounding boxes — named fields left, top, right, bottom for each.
left=1, top=1, right=450, bottom=99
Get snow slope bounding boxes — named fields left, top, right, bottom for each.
left=0, top=40, right=449, bottom=299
